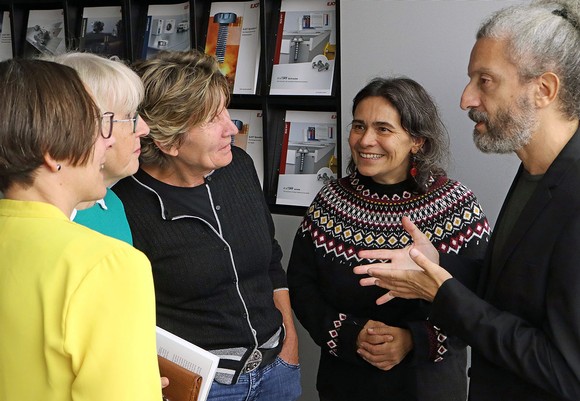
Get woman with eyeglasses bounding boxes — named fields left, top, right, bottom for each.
left=47, top=52, right=150, bottom=244
left=0, top=59, right=161, bottom=400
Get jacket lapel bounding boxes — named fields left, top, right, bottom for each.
left=483, top=181, right=552, bottom=298
left=482, top=126, right=580, bottom=299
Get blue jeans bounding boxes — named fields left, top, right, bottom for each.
left=207, top=356, right=301, bottom=401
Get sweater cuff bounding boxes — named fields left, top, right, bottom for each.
left=327, top=316, right=368, bottom=366
left=406, top=320, right=448, bottom=364
left=426, top=322, right=448, bottom=362
left=268, top=264, right=288, bottom=289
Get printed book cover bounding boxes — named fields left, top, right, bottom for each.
left=23, top=9, right=66, bottom=58
left=270, top=0, right=336, bottom=96
left=205, top=1, right=260, bottom=95
left=276, top=110, right=337, bottom=207
left=79, top=6, right=124, bottom=58
left=228, top=109, right=264, bottom=188
left=0, top=11, right=13, bottom=61
left=142, top=2, right=191, bottom=60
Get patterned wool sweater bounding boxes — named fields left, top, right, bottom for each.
left=287, top=171, right=490, bottom=400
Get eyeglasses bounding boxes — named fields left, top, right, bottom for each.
left=100, top=112, right=114, bottom=139
left=113, top=111, right=140, bottom=134
left=100, top=111, right=140, bottom=138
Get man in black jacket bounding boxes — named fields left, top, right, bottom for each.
left=354, top=1, right=580, bottom=400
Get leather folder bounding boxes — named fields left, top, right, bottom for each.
left=158, top=355, right=203, bottom=401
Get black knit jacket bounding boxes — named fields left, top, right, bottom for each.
left=113, top=147, right=285, bottom=371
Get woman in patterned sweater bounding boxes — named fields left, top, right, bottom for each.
left=287, top=77, right=490, bottom=401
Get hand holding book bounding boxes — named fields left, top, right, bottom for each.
left=156, top=326, right=219, bottom=401
left=159, top=355, right=202, bottom=401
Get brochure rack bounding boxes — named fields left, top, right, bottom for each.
left=0, top=0, right=341, bottom=215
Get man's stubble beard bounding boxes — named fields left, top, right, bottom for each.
left=469, top=94, right=537, bottom=154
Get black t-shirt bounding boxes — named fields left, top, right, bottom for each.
left=137, top=169, right=219, bottom=232
left=492, top=169, right=543, bottom=266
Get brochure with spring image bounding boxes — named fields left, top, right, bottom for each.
left=23, top=9, right=66, bottom=58
left=79, top=6, right=124, bottom=58
left=270, top=0, right=336, bottom=95
left=0, top=11, right=13, bottom=61
left=142, top=2, right=191, bottom=59
left=156, top=326, right=219, bottom=401
left=205, top=1, right=260, bottom=95
left=276, top=110, right=337, bottom=206
left=228, top=109, right=264, bottom=188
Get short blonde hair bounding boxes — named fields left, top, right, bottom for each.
left=47, top=52, right=144, bottom=115
left=132, top=50, right=230, bottom=167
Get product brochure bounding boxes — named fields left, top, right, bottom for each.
left=0, top=11, right=12, bottom=61
left=79, top=6, right=125, bottom=58
left=142, top=2, right=191, bottom=59
left=276, top=110, right=337, bottom=206
left=24, top=9, right=66, bottom=58
left=228, top=108, right=264, bottom=187
left=270, top=0, right=336, bottom=95
left=156, top=326, right=219, bottom=401
left=205, top=1, right=260, bottom=95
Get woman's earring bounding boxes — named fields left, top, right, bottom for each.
left=409, top=155, right=418, bottom=178
left=56, top=164, right=61, bottom=171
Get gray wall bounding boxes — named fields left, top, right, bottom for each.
left=274, top=1, right=525, bottom=400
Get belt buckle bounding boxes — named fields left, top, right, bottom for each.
left=242, top=349, right=262, bottom=373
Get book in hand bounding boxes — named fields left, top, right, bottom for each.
left=23, top=9, right=66, bottom=58
left=270, top=0, right=336, bottom=95
left=142, top=2, right=191, bottom=60
left=205, top=1, right=261, bottom=95
left=79, top=6, right=124, bottom=58
left=156, top=326, right=219, bottom=401
left=0, top=11, right=13, bottom=61
left=158, top=355, right=202, bottom=401
left=276, top=110, right=338, bottom=207
left=228, top=109, right=264, bottom=188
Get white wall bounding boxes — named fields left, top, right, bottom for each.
left=275, top=1, right=526, bottom=400
left=340, top=0, right=524, bottom=227
left=271, top=213, right=317, bottom=399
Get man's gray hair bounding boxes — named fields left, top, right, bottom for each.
left=477, top=0, right=580, bottom=119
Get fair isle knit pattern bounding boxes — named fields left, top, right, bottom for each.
left=299, top=172, right=490, bottom=360
left=301, top=173, right=490, bottom=262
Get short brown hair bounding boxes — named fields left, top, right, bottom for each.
left=132, top=50, right=230, bottom=167
left=0, top=59, right=100, bottom=191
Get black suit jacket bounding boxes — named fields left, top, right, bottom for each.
left=435, top=127, right=580, bottom=401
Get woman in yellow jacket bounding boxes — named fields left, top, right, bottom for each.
left=0, top=59, right=161, bottom=401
